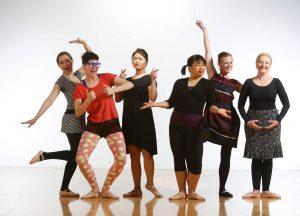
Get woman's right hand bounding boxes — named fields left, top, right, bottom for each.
left=119, top=69, right=127, bottom=79
left=21, top=119, right=36, bottom=128
left=86, top=90, right=96, bottom=102
left=140, top=102, right=155, bottom=109
left=247, top=120, right=263, bottom=130
left=195, top=19, right=206, bottom=31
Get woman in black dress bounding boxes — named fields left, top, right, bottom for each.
left=115, top=48, right=162, bottom=197
left=142, top=54, right=231, bottom=200
left=238, top=53, right=290, bottom=198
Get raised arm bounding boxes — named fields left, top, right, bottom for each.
left=196, top=20, right=217, bottom=79
left=114, top=69, right=127, bottom=103
left=21, top=84, right=60, bottom=127
left=69, top=38, right=92, bottom=77
left=148, top=68, right=158, bottom=102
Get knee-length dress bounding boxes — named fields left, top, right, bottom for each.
left=204, top=73, right=240, bottom=148
left=238, top=78, right=290, bottom=159
left=122, top=75, right=157, bottom=155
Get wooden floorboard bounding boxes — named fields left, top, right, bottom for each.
left=0, top=168, right=299, bottom=216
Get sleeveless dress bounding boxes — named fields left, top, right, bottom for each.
left=122, top=75, right=157, bottom=155
left=204, top=73, right=240, bottom=148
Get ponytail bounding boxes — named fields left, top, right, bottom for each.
left=181, top=65, right=188, bottom=75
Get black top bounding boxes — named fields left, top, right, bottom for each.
left=238, top=78, right=290, bottom=122
left=122, top=75, right=157, bottom=155
left=167, top=78, right=216, bottom=115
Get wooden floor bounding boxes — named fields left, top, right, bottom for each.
left=1, top=168, right=299, bottom=216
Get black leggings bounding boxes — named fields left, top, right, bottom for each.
left=251, top=159, right=273, bottom=191
left=43, top=133, right=82, bottom=191
left=219, top=146, right=232, bottom=192
left=169, top=124, right=203, bottom=174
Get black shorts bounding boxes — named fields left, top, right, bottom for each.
left=86, top=118, right=122, bottom=138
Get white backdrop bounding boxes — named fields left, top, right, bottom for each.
left=1, top=0, right=299, bottom=170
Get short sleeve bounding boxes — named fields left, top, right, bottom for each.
left=101, top=73, right=117, bottom=86
left=73, top=84, right=85, bottom=101
left=55, top=76, right=65, bottom=92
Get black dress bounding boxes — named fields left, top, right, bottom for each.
left=122, top=74, right=157, bottom=155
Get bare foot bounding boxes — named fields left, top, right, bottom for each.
left=101, top=191, right=119, bottom=199
left=123, top=189, right=142, bottom=197
left=81, top=190, right=100, bottom=199
left=29, top=150, right=44, bottom=164
left=261, top=191, right=281, bottom=199
left=187, top=192, right=205, bottom=201
left=145, top=184, right=163, bottom=198
left=169, top=191, right=187, bottom=200
left=242, top=190, right=261, bottom=199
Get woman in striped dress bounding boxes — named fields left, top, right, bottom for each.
left=196, top=20, right=242, bottom=197
left=22, top=38, right=91, bottom=197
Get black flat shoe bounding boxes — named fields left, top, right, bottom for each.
left=219, top=190, right=233, bottom=198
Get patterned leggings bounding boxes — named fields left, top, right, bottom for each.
left=76, top=131, right=127, bottom=192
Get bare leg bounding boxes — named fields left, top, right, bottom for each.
left=123, top=145, right=143, bottom=197
left=142, top=149, right=162, bottom=197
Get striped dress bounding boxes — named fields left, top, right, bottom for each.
left=204, top=73, right=240, bottom=148
left=55, top=70, right=86, bottom=133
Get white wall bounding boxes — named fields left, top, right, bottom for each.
left=1, top=0, right=299, bottom=170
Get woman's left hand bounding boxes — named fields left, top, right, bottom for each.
left=217, top=108, right=231, bottom=119
left=150, top=68, right=159, bottom=81
left=104, top=85, right=114, bottom=96
left=264, top=120, right=279, bottom=130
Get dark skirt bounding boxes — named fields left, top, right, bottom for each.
left=244, top=109, right=282, bottom=159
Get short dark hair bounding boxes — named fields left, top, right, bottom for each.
left=181, top=54, right=206, bottom=75
left=218, top=52, right=232, bottom=63
left=131, top=48, right=148, bottom=63
left=81, top=51, right=99, bottom=64
left=56, top=51, right=73, bottom=64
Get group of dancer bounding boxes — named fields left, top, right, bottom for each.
left=22, top=20, right=290, bottom=201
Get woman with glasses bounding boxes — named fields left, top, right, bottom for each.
left=196, top=20, right=242, bottom=197
left=115, top=48, right=162, bottom=198
left=74, top=51, right=134, bottom=199
left=22, top=38, right=91, bottom=197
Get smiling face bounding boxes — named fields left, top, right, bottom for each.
left=256, top=55, right=272, bottom=74
left=132, top=52, right=147, bottom=71
left=188, top=60, right=206, bottom=78
left=218, top=56, right=233, bottom=75
left=57, top=54, right=73, bottom=75
left=83, top=60, right=100, bottom=77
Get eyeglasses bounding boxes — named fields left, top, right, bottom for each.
left=86, top=62, right=101, bottom=68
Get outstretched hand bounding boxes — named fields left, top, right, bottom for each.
left=195, top=19, right=206, bottom=31
left=21, top=119, right=36, bottom=128
left=140, top=102, right=155, bottom=109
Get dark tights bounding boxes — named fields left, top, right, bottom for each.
left=219, top=146, right=232, bottom=192
left=43, top=133, right=82, bottom=191
left=251, top=159, right=273, bottom=191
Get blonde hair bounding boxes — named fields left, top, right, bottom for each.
left=256, top=52, right=272, bottom=64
